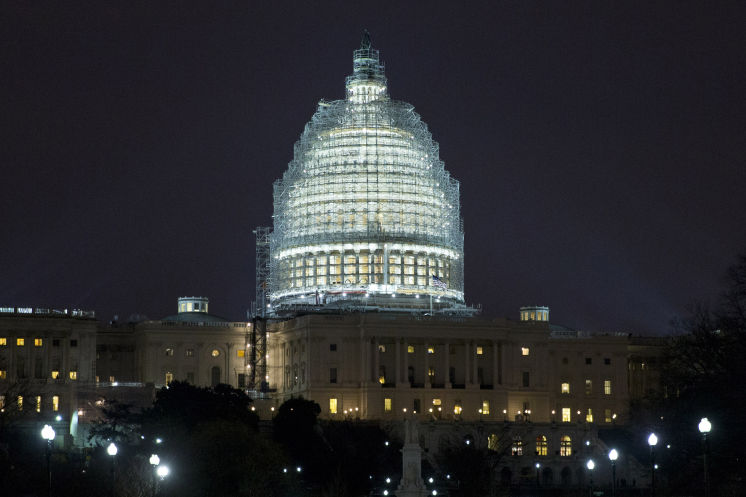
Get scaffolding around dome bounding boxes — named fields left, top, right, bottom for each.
left=267, top=34, right=474, bottom=317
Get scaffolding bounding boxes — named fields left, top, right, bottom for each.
left=269, top=34, right=468, bottom=315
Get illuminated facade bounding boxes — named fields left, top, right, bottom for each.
left=269, top=33, right=465, bottom=315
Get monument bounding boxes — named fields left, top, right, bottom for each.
left=396, top=416, right=428, bottom=497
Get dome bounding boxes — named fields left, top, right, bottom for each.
left=269, top=33, right=465, bottom=314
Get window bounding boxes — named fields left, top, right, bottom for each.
left=0, top=370, right=6, bottom=379
left=482, top=400, right=490, bottom=415
left=536, top=435, right=548, bottom=456
left=476, top=346, right=483, bottom=355
left=330, top=368, right=337, bottom=384
left=427, top=346, right=434, bottom=354
left=407, top=345, right=414, bottom=353
left=69, top=371, right=78, bottom=380
left=604, top=380, right=612, bottom=395
left=17, top=396, right=23, bottom=411
left=384, top=398, right=392, bottom=412
left=562, top=357, right=568, bottom=364
left=585, top=379, right=592, bottom=395
left=604, top=358, right=611, bottom=365
left=413, top=398, right=421, bottom=413
left=0, top=396, right=3, bottom=410
left=36, top=396, right=41, bottom=413
left=605, top=409, right=612, bottom=423
left=52, top=339, right=60, bottom=347
left=165, top=372, right=174, bottom=385
left=488, top=433, right=499, bottom=451
left=560, top=436, right=572, bottom=456
left=454, top=402, right=462, bottom=415
left=378, top=344, right=386, bottom=352
left=521, top=347, right=530, bottom=356
left=428, top=367, right=435, bottom=381
left=186, top=372, right=195, bottom=384
left=561, top=382, right=570, bottom=394
left=585, top=357, right=592, bottom=365
left=586, top=408, right=594, bottom=423
left=0, top=338, right=6, bottom=346
left=511, top=438, right=523, bottom=456
left=562, top=408, right=571, bottom=422
left=379, top=366, right=386, bottom=384
left=165, top=348, right=174, bottom=356
left=16, top=338, right=24, bottom=346
left=522, top=372, right=530, bottom=387
left=186, top=348, right=194, bottom=357
left=70, top=339, right=77, bottom=347
left=432, top=398, right=442, bottom=417
left=329, top=398, right=338, bottom=414
left=330, top=343, right=337, bottom=352
left=237, top=349, right=245, bottom=358
left=34, top=338, right=43, bottom=347
left=109, top=376, right=115, bottom=382
left=211, top=349, right=220, bottom=357
left=51, top=370, right=59, bottom=379
left=52, top=395, right=59, bottom=411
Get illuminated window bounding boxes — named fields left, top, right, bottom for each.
left=69, top=371, right=77, bottom=380
left=17, top=396, right=23, bottom=411
left=109, top=376, right=115, bottom=382
left=605, top=409, right=612, bottom=423
left=560, top=436, right=572, bottom=456
left=165, top=372, right=174, bottom=385
left=34, top=338, right=43, bottom=347
left=17, top=338, right=24, bottom=347
left=511, top=438, right=523, bottom=456
left=407, top=345, right=414, bottom=353
left=521, top=347, right=529, bottom=356
left=52, top=395, right=59, bottom=411
left=488, top=433, right=499, bottom=451
left=186, top=348, right=194, bottom=357
left=428, top=367, right=435, bottom=380
left=561, top=382, right=570, bottom=394
left=237, top=349, right=245, bottom=358
left=36, top=396, right=41, bottom=413
left=0, top=370, right=5, bottom=379
left=378, top=344, right=386, bottom=352
left=165, top=348, right=174, bottom=356
left=384, top=398, right=392, bottom=412
left=586, top=409, right=594, bottom=423
left=0, top=338, right=6, bottom=346
left=536, top=435, right=548, bottom=456
left=562, top=408, right=571, bottom=422
left=585, top=379, right=592, bottom=395
left=454, top=402, right=462, bottom=415
left=329, top=398, right=338, bottom=414
left=51, top=370, right=59, bottom=379
left=604, top=380, right=612, bottom=395
left=482, top=400, right=490, bottom=415
left=211, top=349, right=220, bottom=357
left=379, top=365, right=386, bottom=384
left=476, top=346, right=483, bottom=355
left=427, top=346, right=434, bottom=354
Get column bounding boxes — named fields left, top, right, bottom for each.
left=464, top=341, right=470, bottom=385
left=444, top=342, right=451, bottom=388
left=395, top=339, right=401, bottom=385
left=492, top=340, right=499, bottom=387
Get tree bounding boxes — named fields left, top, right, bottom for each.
left=653, top=251, right=746, bottom=496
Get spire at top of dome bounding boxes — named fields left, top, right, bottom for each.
left=346, top=30, right=387, bottom=103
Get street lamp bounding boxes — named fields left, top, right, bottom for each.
left=149, top=454, right=160, bottom=497
left=699, top=417, right=711, bottom=497
left=535, top=462, right=541, bottom=486
left=586, top=459, right=595, bottom=497
left=41, top=424, right=55, bottom=497
left=107, top=442, right=118, bottom=497
left=648, top=433, right=658, bottom=497
left=609, top=449, right=619, bottom=497
left=156, top=465, right=169, bottom=479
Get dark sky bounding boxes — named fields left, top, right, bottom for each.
left=2, top=2, right=745, bottom=334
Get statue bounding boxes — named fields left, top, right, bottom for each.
left=397, top=415, right=427, bottom=497
left=361, top=29, right=372, bottom=50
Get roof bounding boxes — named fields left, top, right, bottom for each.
left=161, top=312, right=229, bottom=324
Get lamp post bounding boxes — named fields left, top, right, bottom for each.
left=107, top=442, right=118, bottom=497
left=535, top=462, right=540, bottom=486
left=41, top=424, right=55, bottom=497
left=699, top=417, right=711, bottom=497
left=608, top=449, right=618, bottom=497
left=647, top=433, right=657, bottom=497
left=149, top=454, right=160, bottom=497
left=586, top=459, right=595, bottom=497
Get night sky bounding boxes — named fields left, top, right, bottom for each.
left=2, top=2, right=745, bottom=334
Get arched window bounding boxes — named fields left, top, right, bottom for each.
left=560, top=435, right=572, bottom=456
left=536, top=435, right=548, bottom=456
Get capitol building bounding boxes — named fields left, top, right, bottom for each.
left=0, top=34, right=663, bottom=489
